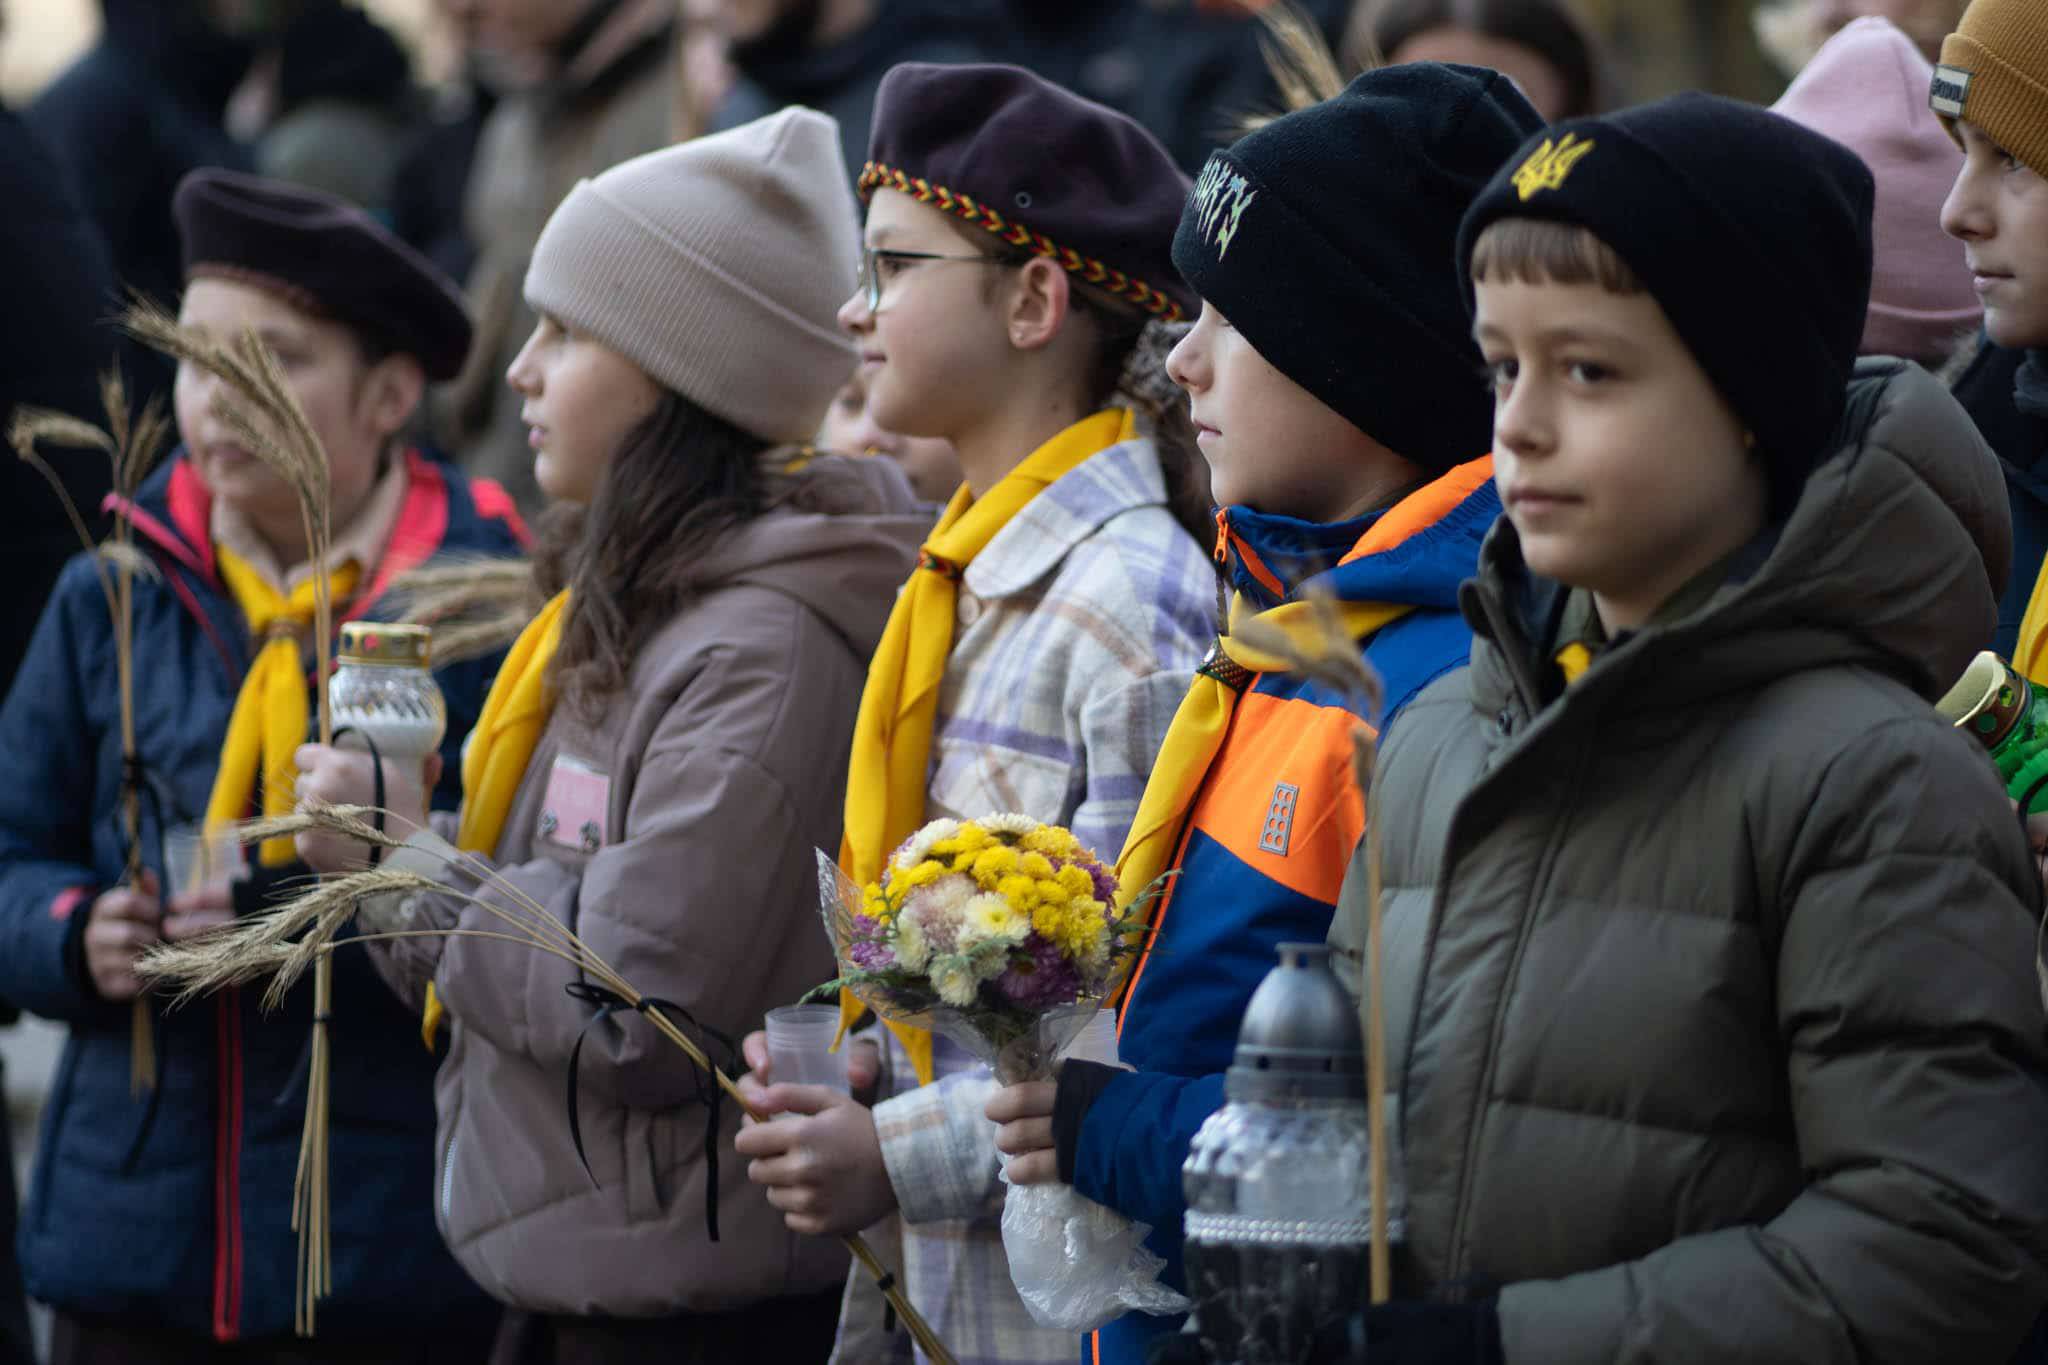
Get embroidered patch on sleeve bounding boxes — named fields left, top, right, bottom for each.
left=1930, top=64, right=1973, bottom=118
left=1512, top=133, right=1596, bottom=201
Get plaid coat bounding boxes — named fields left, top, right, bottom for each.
left=833, top=434, right=1217, bottom=1365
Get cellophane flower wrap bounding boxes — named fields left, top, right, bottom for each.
left=815, top=816, right=1190, bottom=1331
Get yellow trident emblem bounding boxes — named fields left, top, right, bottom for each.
left=1511, top=133, right=1595, bottom=201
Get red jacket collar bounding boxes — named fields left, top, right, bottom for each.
left=117, top=449, right=453, bottom=620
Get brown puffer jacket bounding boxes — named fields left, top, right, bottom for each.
left=367, top=455, right=928, bottom=1316
left=1330, top=358, right=2048, bottom=1362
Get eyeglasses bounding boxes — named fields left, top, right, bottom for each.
left=857, top=245, right=1019, bottom=312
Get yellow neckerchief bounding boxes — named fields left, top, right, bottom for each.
left=1555, top=642, right=1595, bottom=684
left=838, top=407, right=1133, bottom=1086
left=203, top=548, right=363, bottom=866
left=1112, top=459, right=1498, bottom=943
left=2016, top=567, right=2048, bottom=687
left=420, top=588, right=570, bottom=1049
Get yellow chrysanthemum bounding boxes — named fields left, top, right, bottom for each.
left=1035, top=878, right=1070, bottom=908
left=971, top=845, right=1020, bottom=886
left=1018, top=851, right=1055, bottom=880
left=1055, top=864, right=1094, bottom=898
left=900, top=860, right=946, bottom=890
left=1020, top=827, right=1083, bottom=860
left=998, top=874, right=1040, bottom=911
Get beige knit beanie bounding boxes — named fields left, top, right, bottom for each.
left=525, top=106, right=859, bottom=444
left=1933, top=0, right=2048, bottom=178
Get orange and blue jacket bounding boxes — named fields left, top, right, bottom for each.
left=1071, top=459, right=1498, bottom=1364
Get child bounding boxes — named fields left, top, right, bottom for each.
left=984, top=63, right=1539, bottom=1365
left=0, top=169, right=526, bottom=1361
left=733, top=62, right=1219, bottom=1365
left=1931, top=0, right=2048, bottom=667
left=1771, top=15, right=1979, bottom=368
left=294, top=109, right=930, bottom=1365
left=1319, top=94, right=2048, bottom=1362
left=819, top=365, right=964, bottom=507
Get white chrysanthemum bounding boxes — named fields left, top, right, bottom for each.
left=978, top=812, right=1039, bottom=836
left=894, top=817, right=962, bottom=872
left=892, top=914, right=931, bottom=973
left=932, top=958, right=979, bottom=1007
left=907, top=875, right=976, bottom=936
left=960, top=892, right=1031, bottom=949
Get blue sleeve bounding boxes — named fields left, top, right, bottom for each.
left=1071, top=1067, right=1227, bottom=1236
left=0, top=558, right=117, bottom=1021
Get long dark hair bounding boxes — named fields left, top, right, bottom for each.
left=1074, top=294, right=1214, bottom=547
left=532, top=390, right=787, bottom=718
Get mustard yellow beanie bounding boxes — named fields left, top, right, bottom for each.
left=1932, top=0, right=2048, bottom=177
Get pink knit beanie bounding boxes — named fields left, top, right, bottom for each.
left=525, top=107, right=859, bottom=444
left=1773, top=16, right=1981, bottom=363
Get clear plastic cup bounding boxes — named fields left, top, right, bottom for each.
left=163, top=821, right=244, bottom=899
left=764, top=1004, right=850, bottom=1096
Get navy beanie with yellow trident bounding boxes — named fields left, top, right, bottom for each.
left=1171, top=63, right=1543, bottom=474
left=1457, top=93, right=1876, bottom=515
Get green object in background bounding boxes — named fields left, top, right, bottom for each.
left=1936, top=651, right=2048, bottom=814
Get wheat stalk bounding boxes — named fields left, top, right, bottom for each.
left=387, top=557, right=541, bottom=666
left=139, top=802, right=957, bottom=1362
left=123, top=298, right=343, bottom=1331
left=1229, top=591, right=1392, bottom=1305
left=10, top=372, right=174, bottom=1092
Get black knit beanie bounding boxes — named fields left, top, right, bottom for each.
left=1171, top=63, right=1542, bottom=474
left=1456, top=93, right=1875, bottom=514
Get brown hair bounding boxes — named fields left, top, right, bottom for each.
left=1469, top=217, right=1643, bottom=293
left=532, top=390, right=806, bottom=719
left=963, top=231, right=1213, bottom=543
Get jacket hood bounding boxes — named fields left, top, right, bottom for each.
left=702, top=453, right=926, bottom=660
left=1468, top=358, right=2010, bottom=715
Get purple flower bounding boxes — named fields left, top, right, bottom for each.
left=995, top=935, right=1083, bottom=1009
left=1083, top=859, right=1118, bottom=908
left=848, top=915, right=896, bottom=971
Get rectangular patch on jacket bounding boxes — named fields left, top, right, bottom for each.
left=1260, top=782, right=1301, bottom=855
left=538, top=755, right=610, bottom=854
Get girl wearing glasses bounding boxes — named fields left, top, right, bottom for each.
left=734, top=61, right=1218, bottom=1365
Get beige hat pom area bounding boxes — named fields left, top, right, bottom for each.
left=524, top=105, right=861, bottom=444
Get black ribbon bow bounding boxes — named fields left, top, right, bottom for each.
left=563, top=981, right=735, bottom=1242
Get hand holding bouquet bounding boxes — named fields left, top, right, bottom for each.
left=816, top=816, right=1190, bottom=1331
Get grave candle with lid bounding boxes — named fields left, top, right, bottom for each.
left=329, top=622, right=446, bottom=763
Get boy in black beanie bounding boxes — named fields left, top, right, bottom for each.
left=1320, top=94, right=2048, bottom=1362
left=983, top=63, right=1539, bottom=1365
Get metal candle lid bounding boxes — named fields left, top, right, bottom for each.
left=1225, top=942, right=1366, bottom=1103
left=337, top=622, right=432, bottom=669
left=1935, top=650, right=2028, bottom=752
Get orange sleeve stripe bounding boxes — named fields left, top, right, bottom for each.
left=1338, top=455, right=1494, bottom=567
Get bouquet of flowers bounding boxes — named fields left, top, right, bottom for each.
left=817, top=816, right=1190, bottom=1332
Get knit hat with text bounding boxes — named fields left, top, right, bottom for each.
left=1458, top=94, right=1875, bottom=515
left=525, top=106, right=860, bottom=444
left=1932, top=0, right=2048, bottom=177
left=1171, top=63, right=1543, bottom=474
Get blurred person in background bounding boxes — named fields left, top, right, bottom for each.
left=227, top=0, right=425, bottom=220
left=710, top=0, right=991, bottom=185
left=26, top=0, right=252, bottom=332
left=817, top=368, right=963, bottom=508
left=1349, top=0, right=1601, bottom=120
left=1772, top=16, right=1979, bottom=369
left=988, top=0, right=1353, bottom=175
left=431, top=0, right=682, bottom=518
left=1755, top=0, right=1969, bottom=75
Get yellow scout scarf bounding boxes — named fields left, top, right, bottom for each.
left=203, top=548, right=361, bottom=866
left=840, top=407, right=1133, bottom=1086
left=2016, top=572, right=2048, bottom=688
left=420, top=588, right=570, bottom=1048
left=1112, top=461, right=1499, bottom=932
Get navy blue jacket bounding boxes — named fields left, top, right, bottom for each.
left=1953, top=338, right=2048, bottom=655
left=0, top=450, right=524, bottom=1343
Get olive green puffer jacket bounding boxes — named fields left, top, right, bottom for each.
left=1330, top=358, right=2048, bottom=1362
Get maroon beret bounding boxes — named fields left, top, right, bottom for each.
left=173, top=169, right=473, bottom=381
left=861, top=63, right=1195, bottom=323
